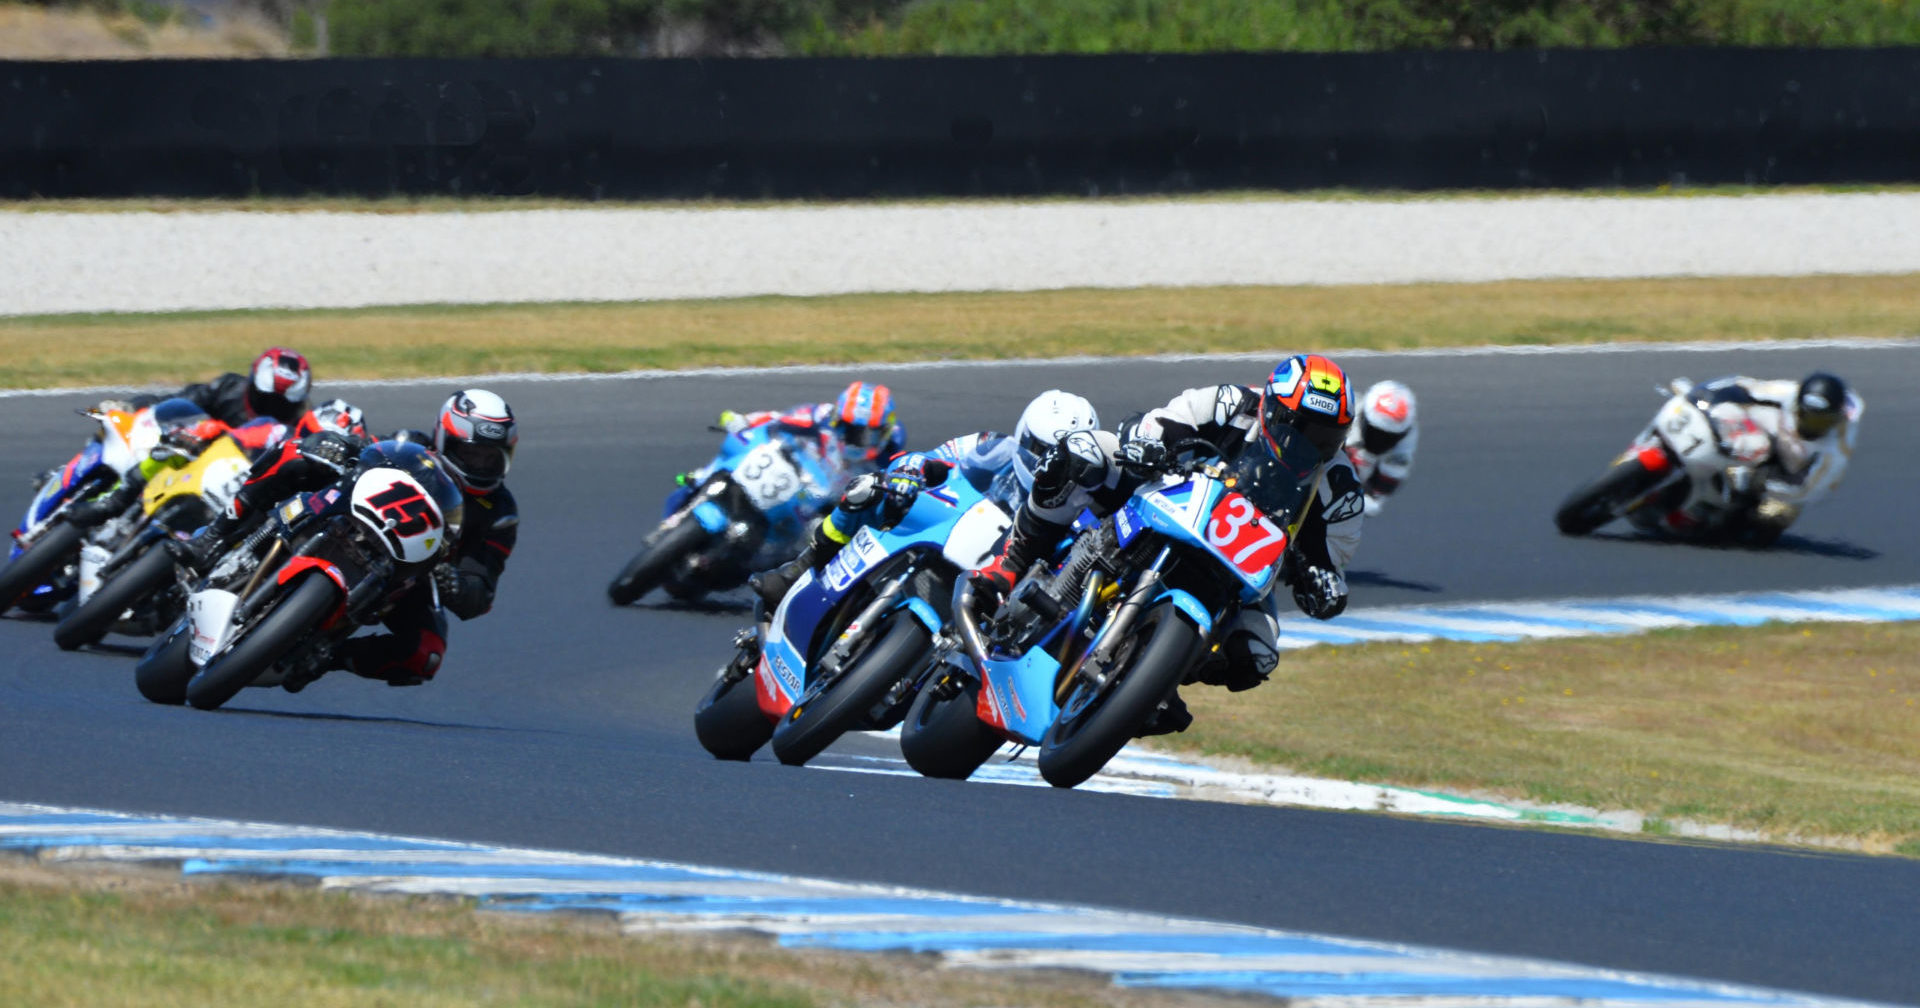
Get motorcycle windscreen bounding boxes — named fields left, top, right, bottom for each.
left=1231, top=426, right=1322, bottom=532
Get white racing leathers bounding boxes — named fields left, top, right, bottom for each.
left=1125, top=385, right=1365, bottom=685
left=1674, top=376, right=1862, bottom=532
left=1344, top=423, right=1418, bottom=515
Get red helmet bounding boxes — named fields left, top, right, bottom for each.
left=434, top=389, right=517, bottom=494
left=246, top=347, right=312, bottom=422
left=1260, top=354, right=1354, bottom=462
left=831, top=381, right=899, bottom=464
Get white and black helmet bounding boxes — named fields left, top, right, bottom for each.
left=1356, top=380, right=1417, bottom=455
left=434, top=389, right=517, bottom=494
left=1012, top=390, right=1099, bottom=491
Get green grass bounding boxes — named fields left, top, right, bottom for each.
left=1167, top=621, right=1920, bottom=852
left=2, top=274, right=1917, bottom=389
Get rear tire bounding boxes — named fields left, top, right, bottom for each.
left=55, top=541, right=175, bottom=650
left=1037, top=604, right=1200, bottom=789
left=608, top=520, right=710, bottom=606
left=1554, top=457, right=1664, bottom=536
left=0, top=519, right=83, bottom=614
left=772, top=617, right=930, bottom=767
left=900, top=675, right=1003, bottom=780
left=694, top=668, right=774, bottom=761
left=135, top=620, right=194, bottom=705
left=185, top=574, right=341, bottom=711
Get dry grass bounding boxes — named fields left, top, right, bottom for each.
left=1169, top=621, right=1920, bottom=853
left=0, top=858, right=1252, bottom=1008
left=0, top=4, right=286, bottom=60
left=5, top=274, right=1917, bottom=389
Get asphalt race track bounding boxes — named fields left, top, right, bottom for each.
left=3, top=342, right=1918, bottom=1004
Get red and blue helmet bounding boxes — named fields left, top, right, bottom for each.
left=831, top=381, right=900, bottom=464
left=1260, top=354, right=1354, bottom=462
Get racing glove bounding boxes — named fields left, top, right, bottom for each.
left=299, top=431, right=357, bottom=472
left=1116, top=435, right=1167, bottom=474
left=1291, top=565, right=1348, bottom=621
left=878, top=454, right=952, bottom=526
left=431, top=562, right=466, bottom=610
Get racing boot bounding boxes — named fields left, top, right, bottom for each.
left=1136, top=689, right=1193, bottom=737
left=170, top=508, right=261, bottom=576
left=749, top=519, right=840, bottom=608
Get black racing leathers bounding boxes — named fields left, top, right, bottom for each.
left=213, top=432, right=516, bottom=684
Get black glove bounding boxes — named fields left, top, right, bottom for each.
left=300, top=431, right=356, bottom=471
left=1291, top=565, right=1347, bottom=620
left=1117, top=436, right=1167, bottom=474
left=431, top=562, right=466, bottom=609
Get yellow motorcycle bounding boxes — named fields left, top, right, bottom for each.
left=52, top=407, right=270, bottom=651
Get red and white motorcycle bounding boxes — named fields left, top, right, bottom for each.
left=1555, top=378, right=1784, bottom=542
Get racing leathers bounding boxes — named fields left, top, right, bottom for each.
left=1344, top=400, right=1418, bottom=516
left=163, top=372, right=308, bottom=428
left=176, top=430, right=518, bottom=686
left=976, top=383, right=1365, bottom=706
left=1647, top=376, right=1862, bottom=538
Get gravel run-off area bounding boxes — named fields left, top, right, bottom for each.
left=3, top=192, right=1917, bottom=317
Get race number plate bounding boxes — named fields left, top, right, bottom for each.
left=733, top=444, right=802, bottom=512
left=1204, top=491, right=1289, bottom=578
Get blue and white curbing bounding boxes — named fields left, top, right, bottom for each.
left=0, top=801, right=1885, bottom=1006
left=1273, top=584, right=1920, bottom=650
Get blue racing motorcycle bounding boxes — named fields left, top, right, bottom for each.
left=900, top=435, right=1321, bottom=788
left=0, top=402, right=162, bottom=615
left=609, top=418, right=839, bottom=606
left=693, top=463, right=1012, bottom=765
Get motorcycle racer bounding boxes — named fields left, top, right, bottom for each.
left=969, top=355, right=1366, bottom=733
left=666, top=380, right=907, bottom=519
left=748, top=390, right=1100, bottom=608
left=142, top=348, right=316, bottom=428
left=1344, top=380, right=1419, bottom=516
left=1640, top=372, right=1861, bottom=541
left=174, top=389, right=519, bottom=687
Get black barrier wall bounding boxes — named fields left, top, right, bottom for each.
left=3, top=49, right=1917, bottom=199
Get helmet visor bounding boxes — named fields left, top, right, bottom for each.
left=1264, top=403, right=1346, bottom=462
left=1797, top=409, right=1839, bottom=439
left=1359, top=417, right=1407, bottom=456
left=446, top=439, right=510, bottom=485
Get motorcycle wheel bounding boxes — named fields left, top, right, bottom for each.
left=772, top=616, right=930, bottom=767
left=899, top=676, right=1002, bottom=780
left=693, top=668, right=774, bottom=761
left=54, top=541, right=174, bottom=651
left=0, top=519, right=83, bottom=615
left=135, top=619, right=194, bottom=705
left=608, top=520, right=710, bottom=605
left=1553, top=457, right=1664, bottom=536
left=1037, top=603, right=1199, bottom=789
left=185, top=574, right=341, bottom=711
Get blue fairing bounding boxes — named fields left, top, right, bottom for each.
left=764, top=477, right=999, bottom=705
left=11, top=440, right=106, bottom=560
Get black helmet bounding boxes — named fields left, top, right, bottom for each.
left=1795, top=373, right=1848, bottom=439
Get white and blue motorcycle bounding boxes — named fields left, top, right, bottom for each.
left=694, top=463, right=1011, bottom=766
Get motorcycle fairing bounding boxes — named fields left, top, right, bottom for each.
left=350, top=466, right=449, bottom=564
left=186, top=589, right=241, bottom=667
left=691, top=499, right=731, bottom=534
left=1134, top=478, right=1281, bottom=593
left=975, top=648, right=1060, bottom=745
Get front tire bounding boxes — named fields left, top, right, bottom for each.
left=1037, top=604, right=1200, bottom=789
left=1554, top=457, right=1665, bottom=536
left=693, top=668, right=774, bottom=761
left=772, top=616, right=931, bottom=767
left=55, top=541, right=175, bottom=650
left=185, top=574, right=341, bottom=711
left=608, top=519, right=710, bottom=606
left=135, top=619, right=195, bottom=705
left=0, top=519, right=83, bottom=614
left=899, top=675, right=1003, bottom=780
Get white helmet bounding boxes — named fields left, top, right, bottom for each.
left=434, top=389, right=517, bottom=495
left=1012, top=390, right=1099, bottom=491
left=1356, top=380, right=1416, bottom=455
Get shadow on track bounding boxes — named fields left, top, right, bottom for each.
left=1346, top=569, right=1445, bottom=593
left=1587, top=530, right=1881, bottom=561
left=210, top=707, right=554, bottom=734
